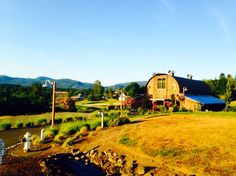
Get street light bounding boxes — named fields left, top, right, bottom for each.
left=42, top=80, right=56, bottom=127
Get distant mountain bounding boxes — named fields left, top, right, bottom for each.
left=108, top=81, right=147, bottom=89
left=0, top=75, right=93, bottom=89
left=0, top=75, right=147, bottom=89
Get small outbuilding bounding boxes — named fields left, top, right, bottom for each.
left=146, top=71, right=225, bottom=111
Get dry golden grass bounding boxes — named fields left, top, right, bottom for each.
left=77, top=113, right=236, bottom=175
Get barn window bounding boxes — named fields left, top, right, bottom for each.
left=158, top=78, right=166, bottom=89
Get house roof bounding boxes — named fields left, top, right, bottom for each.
left=186, top=95, right=225, bottom=105
left=173, top=76, right=211, bottom=95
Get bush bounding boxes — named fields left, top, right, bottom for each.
left=25, top=122, right=34, bottom=127
left=80, top=126, right=89, bottom=133
left=52, top=118, right=63, bottom=124
left=44, top=126, right=59, bottom=139
left=90, top=121, right=101, bottom=131
left=228, top=106, right=236, bottom=112
left=62, top=137, right=75, bottom=147
left=138, top=108, right=145, bottom=115
left=107, top=117, right=130, bottom=127
left=37, top=118, right=47, bottom=125
left=64, top=117, right=73, bottom=123
left=119, top=136, right=136, bottom=146
left=172, top=105, right=179, bottom=112
left=157, top=105, right=167, bottom=113
left=16, top=122, right=23, bottom=128
left=108, top=110, right=120, bottom=118
left=1, top=123, right=12, bottom=130
left=31, top=135, right=42, bottom=146
left=81, top=123, right=91, bottom=131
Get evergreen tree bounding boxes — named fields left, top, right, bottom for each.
left=225, top=74, right=234, bottom=110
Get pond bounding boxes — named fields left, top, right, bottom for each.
left=0, top=127, right=44, bottom=147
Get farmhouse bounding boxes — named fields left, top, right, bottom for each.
left=146, top=71, right=225, bottom=111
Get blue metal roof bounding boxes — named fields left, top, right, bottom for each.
left=186, top=95, right=225, bottom=105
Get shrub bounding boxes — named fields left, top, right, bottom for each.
left=25, top=122, right=34, bottom=127
left=143, top=147, right=181, bottom=157
left=228, top=106, right=236, bottom=112
left=16, top=122, right=23, bottom=128
left=53, top=134, right=65, bottom=144
left=107, top=117, right=130, bottom=127
left=157, top=105, right=167, bottom=113
left=62, top=137, right=75, bottom=147
left=172, top=105, right=179, bottom=112
left=81, top=123, right=91, bottom=131
left=90, top=121, right=101, bottom=131
left=1, top=123, right=12, bottom=130
left=119, top=136, right=136, bottom=146
left=138, top=108, right=145, bottom=115
left=31, top=135, right=42, bottom=146
left=44, top=126, right=59, bottom=139
left=50, top=118, right=63, bottom=125
left=80, top=126, right=89, bottom=133
left=108, top=110, right=120, bottom=118
left=64, top=117, right=73, bottom=123
left=60, top=123, right=79, bottom=135
left=37, top=118, right=47, bottom=125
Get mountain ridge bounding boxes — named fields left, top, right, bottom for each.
left=0, top=75, right=147, bottom=89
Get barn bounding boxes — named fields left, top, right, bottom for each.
left=146, top=71, right=225, bottom=111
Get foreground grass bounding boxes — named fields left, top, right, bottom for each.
left=78, top=112, right=236, bottom=175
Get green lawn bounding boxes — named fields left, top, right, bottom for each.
left=0, top=112, right=86, bottom=128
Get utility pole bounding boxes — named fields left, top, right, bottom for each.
left=51, top=81, right=56, bottom=127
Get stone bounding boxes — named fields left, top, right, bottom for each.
left=144, top=173, right=152, bottom=176
left=74, top=157, right=80, bottom=160
left=136, top=166, right=145, bottom=175
left=103, top=161, right=111, bottom=170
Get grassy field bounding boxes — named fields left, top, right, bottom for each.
left=78, top=112, right=236, bottom=175
left=0, top=112, right=86, bottom=128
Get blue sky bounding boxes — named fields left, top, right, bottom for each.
left=0, top=0, right=235, bottom=86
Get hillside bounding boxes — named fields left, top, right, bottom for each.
left=0, top=75, right=93, bottom=89
left=0, top=75, right=147, bottom=89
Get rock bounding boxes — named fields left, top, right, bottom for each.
left=40, top=161, right=46, bottom=167
left=103, top=162, right=111, bottom=170
left=80, top=155, right=85, bottom=159
left=71, top=149, right=80, bottom=156
left=135, top=166, right=145, bottom=175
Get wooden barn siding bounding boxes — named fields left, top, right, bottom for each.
left=182, top=98, right=200, bottom=111
left=147, top=75, right=179, bottom=100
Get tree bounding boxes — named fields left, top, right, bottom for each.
left=92, top=80, right=104, bottom=100
left=218, top=73, right=227, bottom=95
left=124, top=82, right=141, bottom=97
left=104, top=88, right=113, bottom=99
left=225, top=74, right=234, bottom=110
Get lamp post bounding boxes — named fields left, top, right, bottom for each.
left=42, top=80, right=56, bottom=127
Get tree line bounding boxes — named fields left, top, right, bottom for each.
left=0, top=73, right=235, bottom=116
left=204, top=73, right=236, bottom=106
left=0, top=83, right=51, bottom=115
